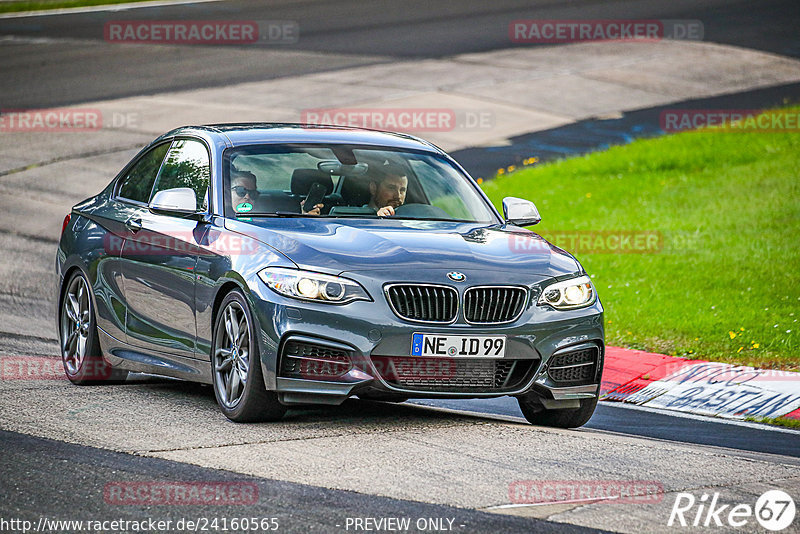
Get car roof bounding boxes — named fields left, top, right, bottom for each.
left=156, top=123, right=444, bottom=154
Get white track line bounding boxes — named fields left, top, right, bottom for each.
left=407, top=399, right=800, bottom=435
left=486, top=496, right=622, bottom=510
left=601, top=400, right=800, bottom=435
left=0, top=0, right=222, bottom=19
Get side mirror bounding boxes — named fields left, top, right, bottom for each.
left=150, top=187, right=198, bottom=215
left=502, top=197, right=541, bottom=226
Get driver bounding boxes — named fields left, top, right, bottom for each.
left=366, top=165, right=407, bottom=217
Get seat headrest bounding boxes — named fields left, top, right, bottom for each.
left=291, top=169, right=334, bottom=196
left=340, top=175, right=372, bottom=207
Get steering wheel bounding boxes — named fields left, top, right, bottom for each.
left=393, top=203, right=450, bottom=218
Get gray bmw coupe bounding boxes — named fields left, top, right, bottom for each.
left=56, top=124, right=604, bottom=427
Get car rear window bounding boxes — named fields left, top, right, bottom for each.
left=117, top=143, right=169, bottom=203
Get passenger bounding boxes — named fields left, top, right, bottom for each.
left=230, top=170, right=260, bottom=212
left=299, top=198, right=323, bottom=216
left=232, top=170, right=321, bottom=215
left=366, top=165, right=407, bottom=217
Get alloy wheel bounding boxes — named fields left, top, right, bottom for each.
left=61, top=274, right=91, bottom=375
left=213, top=301, right=251, bottom=408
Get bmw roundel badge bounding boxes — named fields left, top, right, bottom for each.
left=447, top=271, right=466, bottom=282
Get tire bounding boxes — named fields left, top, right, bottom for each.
left=211, top=290, right=286, bottom=423
left=59, top=270, right=128, bottom=385
left=517, top=389, right=599, bottom=429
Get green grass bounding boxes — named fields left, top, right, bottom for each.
left=0, top=0, right=155, bottom=13
left=481, top=107, right=800, bottom=371
left=744, top=416, right=800, bottom=429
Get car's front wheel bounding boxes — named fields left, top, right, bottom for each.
left=59, top=270, right=128, bottom=385
left=212, top=290, right=286, bottom=423
left=517, top=389, right=599, bottom=429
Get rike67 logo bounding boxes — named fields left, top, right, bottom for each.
left=669, top=490, right=796, bottom=531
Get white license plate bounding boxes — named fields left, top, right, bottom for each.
left=411, top=333, right=506, bottom=358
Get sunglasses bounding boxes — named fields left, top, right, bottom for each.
left=231, top=185, right=260, bottom=198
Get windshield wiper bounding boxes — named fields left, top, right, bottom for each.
left=236, top=213, right=476, bottom=223
left=390, top=216, right=476, bottom=223
left=236, top=212, right=308, bottom=218
left=317, top=214, right=379, bottom=218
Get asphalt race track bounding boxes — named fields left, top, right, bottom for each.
left=1, top=0, right=799, bottom=108
left=413, top=398, right=800, bottom=459
left=0, top=429, right=600, bottom=534
left=1, top=1, right=799, bottom=532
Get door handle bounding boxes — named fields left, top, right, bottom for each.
left=126, top=218, right=143, bottom=233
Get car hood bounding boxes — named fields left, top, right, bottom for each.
left=226, top=218, right=581, bottom=277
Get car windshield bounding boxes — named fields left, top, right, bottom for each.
left=223, top=144, right=497, bottom=223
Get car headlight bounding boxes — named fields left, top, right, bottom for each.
left=538, top=275, right=596, bottom=310
left=258, top=267, right=371, bottom=304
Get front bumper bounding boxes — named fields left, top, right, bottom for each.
left=247, top=269, right=604, bottom=406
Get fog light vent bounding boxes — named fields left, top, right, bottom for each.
left=280, top=340, right=352, bottom=380
left=547, top=347, right=598, bottom=385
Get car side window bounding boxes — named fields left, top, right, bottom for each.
left=151, top=139, right=210, bottom=211
left=117, top=143, right=170, bottom=203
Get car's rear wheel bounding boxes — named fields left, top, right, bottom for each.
left=60, top=271, right=128, bottom=385
left=517, top=389, right=599, bottom=429
left=212, top=290, right=286, bottom=423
